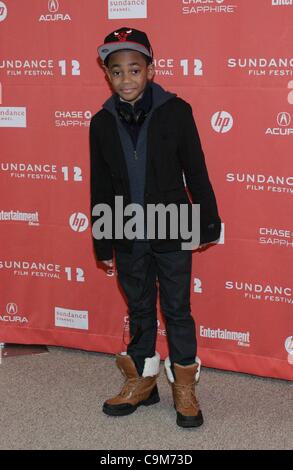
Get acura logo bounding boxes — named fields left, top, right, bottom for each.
left=48, top=0, right=59, bottom=13
left=277, top=112, right=291, bottom=127
left=6, top=303, right=17, bottom=315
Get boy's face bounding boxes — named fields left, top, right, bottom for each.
left=105, top=50, right=155, bottom=105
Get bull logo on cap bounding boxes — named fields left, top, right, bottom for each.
left=114, top=29, right=132, bottom=42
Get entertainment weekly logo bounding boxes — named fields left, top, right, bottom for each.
left=200, top=326, right=250, bottom=348
left=258, top=227, right=293, bottom=249
left=226, top=172, right=293, bottom=195
left=108, top=0, right=147, bottom=19
left=55, top=307, right=88, bottom=330
left=0, top=162, right=83, bottom=182
left=182, top=0, right=238, bottom=15
left=0, top=303, right=28, bottom=324
left=0, top=209, right=39, bottom=226
left=0, top=59, right=80, bottom=77
left=0, top=259, right=85, bottom=282
left=39, top=0, right=71, bottom=22
left=0, top=83, right=26, bottom=128
left=225, top=280, right=293, bottom=305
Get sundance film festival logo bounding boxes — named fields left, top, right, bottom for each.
left=108, top=0, right=147, bottom=19
left=0, top=162, right=82, bottom=182
left=0, top=59, right=80, bottom=77
left=39, top=0, right=71, bottom=22
left=258, top=227, right=293, bottom=248
left=0, top=162, right=57, bottom=180
left=0, top=259, right=85, bottom=282
left=265, top=112, right=293, bottom=136
left=0, top=83, right=27, bottom=128
left=228, top=57, right=293, bottom=78
left=0, top=1, right=7, bottom=21
left=211, top=111, right=233, bottom=133
left=225, top=281, right=293, bottom=304
left=0, top=303, right=29, bottom=324
left=226, top=172, right=293, bottom=194
left=152, top=57, right=203, bottom=77
left=182, top=0, right=237, bottom=15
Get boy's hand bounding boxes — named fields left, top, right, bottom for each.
left=197, top=242, right=213, bottom=250
left=101, top=259, right=113, bottom=267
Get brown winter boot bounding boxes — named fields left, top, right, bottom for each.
left=164, top=356, right=203, bottom=428
left=102, top=352, right=160, bottom=416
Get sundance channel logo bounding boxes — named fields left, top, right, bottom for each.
left=55, top=307, right=88, bottom=330
left=108, top=0, right=147, bottom=19
left=0, top=84, right=26, bottom=128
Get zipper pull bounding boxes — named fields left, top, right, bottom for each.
left=134, top=150, right=138, bottom=160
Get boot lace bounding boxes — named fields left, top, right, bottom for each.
left=118, top=377, right=140, bottom=399
left=174, top=381, right=199, bottom=410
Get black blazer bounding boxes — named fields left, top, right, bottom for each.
left=90, top=96, right=221, bottom=261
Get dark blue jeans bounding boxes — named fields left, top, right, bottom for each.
left=115, top=241, right=197, bottom=376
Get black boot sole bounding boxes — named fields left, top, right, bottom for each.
left=102, top=385, right=160, bottom=417
left=176, top=409, right=204, bottom=428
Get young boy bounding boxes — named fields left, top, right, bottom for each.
left=90, top=27, right=221, bottom=428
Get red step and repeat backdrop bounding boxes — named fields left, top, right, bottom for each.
left=1, top=0, right=292, bottom=380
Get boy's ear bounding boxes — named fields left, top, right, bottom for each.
left=103, top=65, right=111, bottom=81
left=147, top=62, right=155, bottom=80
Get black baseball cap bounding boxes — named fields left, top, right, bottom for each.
left=97, top=27, right=153, bottom=63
